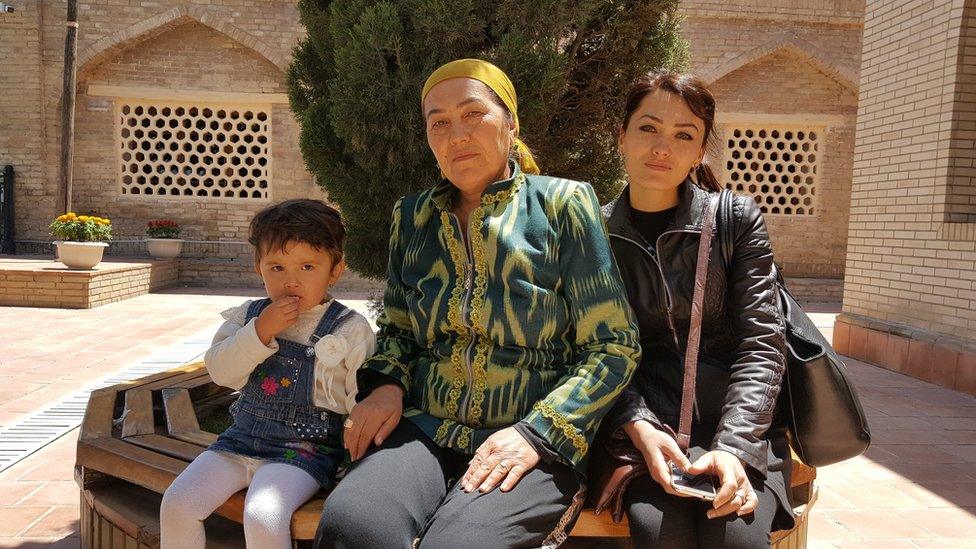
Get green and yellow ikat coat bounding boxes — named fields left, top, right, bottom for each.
left=363, top=164, right=641, bottom=473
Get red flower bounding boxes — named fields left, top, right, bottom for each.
left=261, top=377, right=279, bottom=396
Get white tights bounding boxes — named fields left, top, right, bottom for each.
left=160, top=450, right=320, bottom=549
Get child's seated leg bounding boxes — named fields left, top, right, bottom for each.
left=243, top=462, right=320, bottom=549
left=160, top=450, right=252, bottom=549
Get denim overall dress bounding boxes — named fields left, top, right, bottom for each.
left=208, top=298, right=352, bottom=488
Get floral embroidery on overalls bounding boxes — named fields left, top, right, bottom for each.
left=261, top=377, right=279, bottom=395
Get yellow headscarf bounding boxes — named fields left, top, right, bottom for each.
left=421, top=59, right=540, bottom=175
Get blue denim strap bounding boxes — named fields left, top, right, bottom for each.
left=309, top=300, right=354, bottom=346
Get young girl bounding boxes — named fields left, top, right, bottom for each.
left=160, top=199, right=376, bottom=549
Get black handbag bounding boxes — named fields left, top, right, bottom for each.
left=717, top=189, right=871, bottom=467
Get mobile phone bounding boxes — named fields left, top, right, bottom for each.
left=669, top=462, right=718, bottom=501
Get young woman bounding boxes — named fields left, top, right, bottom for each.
left=593, top=71, right=793, bottom=548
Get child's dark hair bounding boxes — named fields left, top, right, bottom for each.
left=248, top=199, right=345, bottom=263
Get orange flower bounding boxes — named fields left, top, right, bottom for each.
left=280, top=377, right=292, bottom=387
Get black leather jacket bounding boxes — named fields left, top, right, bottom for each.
left=600, top=181, right=787, bottom=475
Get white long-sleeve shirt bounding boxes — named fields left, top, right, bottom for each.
left=204, top=299, right=376, bottom=415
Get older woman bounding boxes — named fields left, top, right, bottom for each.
left=313, top=59, right=640, bottom=549
left=591, top=72, right=793, bottom=547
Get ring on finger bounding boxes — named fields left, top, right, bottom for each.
left=498, top=460, right=510, bottom=470
left=342, top=418, right=354, bottom=428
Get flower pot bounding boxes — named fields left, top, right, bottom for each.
left=146, top=238, right=184, bottom=259
left=54, top=241, right=109, bottom=269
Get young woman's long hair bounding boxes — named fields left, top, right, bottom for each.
left=621, top=72, right=723, bottom=192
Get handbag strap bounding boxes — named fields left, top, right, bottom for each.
left=676, top=194, right=720, bottom=452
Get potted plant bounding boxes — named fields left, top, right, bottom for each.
left=49, top=212, right=112, bottom=269
left=145, top=219, right=184, bottom=259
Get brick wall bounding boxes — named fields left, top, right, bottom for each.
left=71, top=20, right=321, bottom=243
left=707, top=50, right=857, bottom=277
left=681, top=0, right=863, bottom=24
left=681, top=12, right=862, bottom=85
left=945, top=4, right=976, bottom=223
left=1, top=0, right=315, bottom=248
left=843, top=0, right=976, bottom=342
left=0, top=1, right=51, bottom=241
left=681, top=8, right=863, bottom=278
left=2, top=0, right=864, bottom=282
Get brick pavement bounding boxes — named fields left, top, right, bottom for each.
left=0, top=295, right=974, bottom=547
left=0, top=286, right=267, bottom=429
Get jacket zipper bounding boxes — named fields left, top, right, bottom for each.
left=610, top=227, right=705, bottom=420
left=448, top=212, right=478, bottom=430
left=609, top=232, right=682, bottom=352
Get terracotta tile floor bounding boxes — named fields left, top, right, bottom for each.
left=0, top=294, right=974, bottom=547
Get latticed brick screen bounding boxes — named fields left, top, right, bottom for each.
left=117, top=101, right=271, bottom=199
left=722, top=126, right=820, bottom=215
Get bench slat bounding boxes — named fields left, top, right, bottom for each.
left=111, top=362, right=207, bottom=394
left=791, top=460, right=816, bottom=487
left=80, top=387, right=120, bottom=440
left=169, top=373, right=218, bottom=390
left=122, top=367, right=210, bottom=396
left=121, top=390, right=155, bottom=438
left=161, top=388, right=200, bottom=434
left=77, top=438, right=186, bottom=494
left=123, top=434, right=206, bottom=462
left=167, top=430, right=219, bottom=448
left=162, top=387, right=220, bottom=447
left=568, top=510, right=630, bottom=537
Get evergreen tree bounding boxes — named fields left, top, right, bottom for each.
left=288, top=0, right=687, bottom=278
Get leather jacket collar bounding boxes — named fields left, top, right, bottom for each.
left=605, top=179, right=715, bottom=240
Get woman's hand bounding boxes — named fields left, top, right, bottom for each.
left=623, top=420, right=693, bottom=496
left=343, top=384, right=404, bottom=461
left=686, top=450, right=758, bottom=518
left=461, top=427, right=540, bottom=494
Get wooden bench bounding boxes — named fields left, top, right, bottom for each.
left=75, top=361, right=816, bottom=548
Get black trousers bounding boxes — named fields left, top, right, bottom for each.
left=314, top=420, right=584, bottom=549
left=623, top=474, right=778, bottom=549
